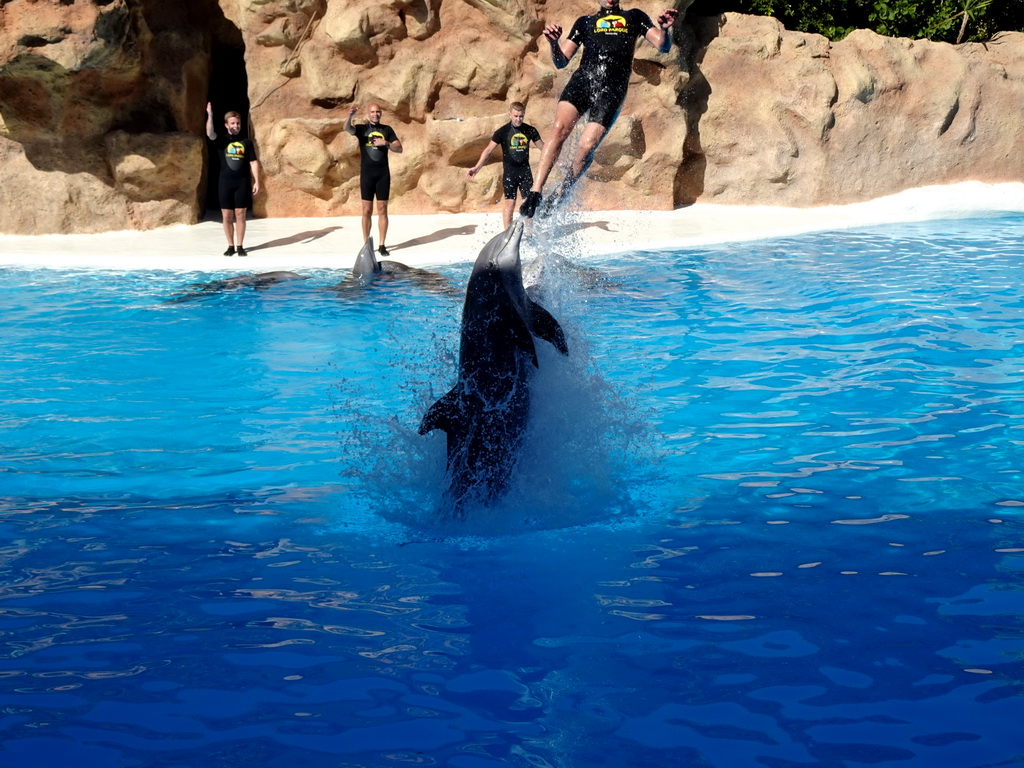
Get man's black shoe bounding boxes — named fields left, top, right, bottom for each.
left=519, top=191, right=542, bottom=219
left=223, top=246, right=236, bottom=256
left=236, top=246, right=247, bottom=257
left=379, top=245, right=390, bottom=257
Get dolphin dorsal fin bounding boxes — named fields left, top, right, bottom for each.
left=509, top=316, right=539, bottom=368
left=528, top=299, right=569, bottom=356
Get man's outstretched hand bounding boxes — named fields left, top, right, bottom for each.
left=543, top=24, right=563, bottom=43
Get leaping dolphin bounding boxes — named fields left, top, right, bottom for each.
left=419, top=221, right=569, bottom=514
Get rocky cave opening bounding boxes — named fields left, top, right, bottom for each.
left=204, top=18, right=249, bottom=213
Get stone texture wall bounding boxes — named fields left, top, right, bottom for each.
left=0, top=0, right=217, bottom=233
left=1, top=0, right=1022, bottom=234
left=244, top=0, right=692, bottom=218
left=685, top=14, right=1024, bottom=206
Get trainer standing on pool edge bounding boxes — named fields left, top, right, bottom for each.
left=206, top=102, right=261, bottom=256
left=346, top=103, right=403, bottom=256
left=467, top=101, right=545, bottom=230
left=520, top=1, right=678, bottom=219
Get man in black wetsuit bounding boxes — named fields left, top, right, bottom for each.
left=520, top=0, right=678, bottom=218
left=467, top=101, right=545, bottom=230
left=206, top=103, right=261, bottom=256
left=345, top=103, right=404, bottom=256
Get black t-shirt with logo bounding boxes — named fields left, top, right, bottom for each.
left=214, top=134, right=256, bottom=184
left=354, top=123, right=399, bottom=173
left=491, top=122, right=542, bottom=170
left=567, top=8, right=655, bottom=92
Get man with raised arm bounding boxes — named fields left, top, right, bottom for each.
left=519, top=0, right=679, bottom=218
left=206, top=103, right=261, bottom=256
left=345, top=103, right=403, bottom=256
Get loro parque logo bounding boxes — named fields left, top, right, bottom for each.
left=595, top=14, right=628, bottom=33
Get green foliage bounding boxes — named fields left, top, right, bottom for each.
left=690, top=0, right=1018, bottom=42
left=866, top=0, right=944, bottom=39
left=947, top=0, right=995, bottom=43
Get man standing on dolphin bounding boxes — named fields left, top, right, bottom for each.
left=520, top=0, right=679, bottom=218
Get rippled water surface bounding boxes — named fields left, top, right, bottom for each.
left=2, top=216, right=1023, bottom=767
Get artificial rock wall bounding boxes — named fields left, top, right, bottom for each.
left=1, top=0, right=1022, bottom=234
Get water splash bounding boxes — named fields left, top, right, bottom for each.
left=335, top=238, right=665, bottom=539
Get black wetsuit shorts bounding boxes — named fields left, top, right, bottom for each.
left=219, top=177, right=252, bottom=210
left=361, top=166, right=391, bottom=202
left=560, top=72, right=628, bottom=129
left=502, top=166, right=533, bottom=200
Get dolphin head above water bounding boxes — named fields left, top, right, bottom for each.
left=352, top=237, right=379, bottom=280
left=468, top=219, right=530, bottom=318
left=476, top=219, right=525, bottom=271
left=331, top=236, right=456, bottom=295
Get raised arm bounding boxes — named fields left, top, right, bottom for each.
left=344, top=105, right=357, bottom=135
left=543, top=24, right=577, bottom=69
left=645, top=9, right=679, bottom=54
left=206, top=102, right=217, bottom=140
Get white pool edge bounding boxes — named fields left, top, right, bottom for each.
left=2, top=181, right=1023, bottom=272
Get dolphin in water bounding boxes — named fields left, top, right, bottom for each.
left=350, top=236, right=389, bottom=285
left=419, top=221, right=569, bottom=514
left=167, top=271, right=309, bottom=302
left=331, top=237, right=455, bottom=295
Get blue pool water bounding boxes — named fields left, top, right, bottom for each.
left=1, top=215, right=1023, bottom=767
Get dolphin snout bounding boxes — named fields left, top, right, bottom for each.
left=507, top=219, right=525, bottom=246
left=493, top=220, right=524, bottom=267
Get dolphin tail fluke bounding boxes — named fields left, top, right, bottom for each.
left=419, top=388, right=462, bottom=435
left=528, top=299, right=569, bottom=355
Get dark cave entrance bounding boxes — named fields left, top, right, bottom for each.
left=205, top=30, right=250, bottom=213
